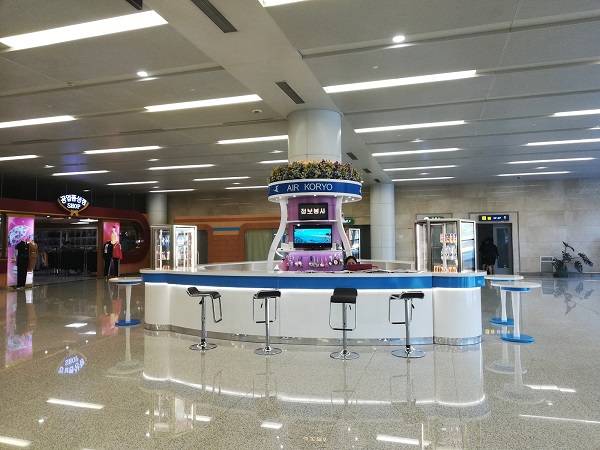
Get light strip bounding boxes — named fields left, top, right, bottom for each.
left=508, top=157, right=594, bottom=164
left=373, top=148, right=461, bottom=157
left=52, top=170, right=109, bottom=176
left=526, top=138, right=600, bottom=146
left=0, top=155, right=39, bottom=162
left=259, top=159, right=289, bottom=164
left=525, top=384, right=576, bottom=393
left=552, top=109, right=600, bottom=117
left=520, top=414, right=600, bottom=425
left=47, top=398, right=104, bottom=410
left=148, top=164, right=214, bottom=170
left=260, top=0, right=308, bottom=6
left=0, top=115, right=75, bottom=129
left=193, top=176, right=249, bottom=181
left=0, top=436, right=31, bottom=448
left=392, top=176, right=454, bottom=181
left=145, top=94, right=261, bottom=112
left=64, top=323, right=87, bottom=328
left=355, top=120, right=465, bottom=134
left=84, top=145, right=160, bottom=154
left=376, top=435, right=430, bottom=446
left=150, top=189, right=195, bottom=193
left=0, top=11, right=167, bottom=51
left=497, top=171, right=570, bottom=176
left=217, top=135, right=287, bottom=144
left=260, top=421, right=283, bottom=430
left=225, top=185, right=267, bottom=190
left=324, top=70, right=476, bottom=93
left=384, top=165, right=457, bottom=171
left=108, top=181, right=158, bottom=186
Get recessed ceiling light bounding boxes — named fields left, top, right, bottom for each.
left=225, top=186, right=267, bottom=190
left=150, top=189, right=195, bottom=193
left=552, top=109, right=600, bottom=117
left=193, top=176, right=250, bottom=181
left=44, top=165, right=54, bottom=168
left=507, top=157, right=595, bottom=164
left=497, top=171, right=571, bottom=177
left=148, top=159, right=159, bottom=162
left=324, top=70, right=476, bottom=93
left=392, top=35, right=405, bottom=43
left=0, top=436, right=31, bottom=447
left=0, top=11, right=167, bottom=50
left=107, top=181, right=158, bottom=186
left=412, top=139, right=423, bottom=143
left=259, top=0, right=307, bottom=6
left=52, top=170, right=109, bottom=176
left=64, top=323, right=87, bottom=328
left=145, top=94, right=261, bottom=112
left=271, top=150, right=284, bottom=154
left=525, top=138, right=600, bottom=146
left=392, top=177, right=454, bottom=181
left=384, top=165, right=458, bottom=171
left=137, top=71, right=149, bottom=77
left=259, top=159, right=288, bottom=164
left=355, top=120, right=465, bottom=133
left=260, top=421, right=283, bottom=429
left=0, top=155, right=39, bottom=162
left=373, top=148, right=461, bottom=157
left=218, top=135, right=288, bottom=145
left=0, top=115, right=75, bottom=129
left=84, top=145, right=160, bottom=154
left=47, top=398, right=104, bottom=410
left=148, top=164, right=214, bottom=170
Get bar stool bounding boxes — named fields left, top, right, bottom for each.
left=253, top=290, right=282, bottom=356
left=187, top=287, right=223, bottom=351
left=389, top=291, right=425, bottom=358
left=329, top=287, right=359, bottom=360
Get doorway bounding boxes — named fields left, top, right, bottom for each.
left=477, top=223, right=513, bottom=274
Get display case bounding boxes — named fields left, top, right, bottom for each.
left=415, top=219, right=477, bottom=273
left=151, top=225, right=197, bottom=270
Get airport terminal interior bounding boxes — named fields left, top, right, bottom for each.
left=1, top=276, right=599, bottom=449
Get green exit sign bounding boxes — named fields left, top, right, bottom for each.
left=343, top=218, right=355, bottom=225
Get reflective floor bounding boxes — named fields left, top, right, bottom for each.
left=1, top=276, right=600, bottom=449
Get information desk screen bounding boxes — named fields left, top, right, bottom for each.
left=293, top=224, right=332, bottom=250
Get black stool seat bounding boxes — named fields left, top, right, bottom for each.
left=187, top=287, right=222, bottom=351
left=187, top=287, right=221, bottom=299
left=398, top=292, right=424, bottom=300
left=254, top=290, right=281, bottom=356
left=331, top=287, right=357, bottom=304
left=389, top=291, right=425, bottom=359
left=329, top=287, right=359, bottom=360
left=254, top=290, right=281, bottom=299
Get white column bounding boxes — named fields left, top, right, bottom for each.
left=287, top=109, right=342, bottom=162
left=147, top=193, right=167, bottom=225
left=370, top=183, right=395, bottom=260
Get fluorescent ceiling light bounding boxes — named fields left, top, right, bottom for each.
left=193, top=176, right=249, bottom=181
left=526, top=138, right=600, bottom=146
left=225, top=186, right=267, bottom=190
left=47, top=398, right=104, bottom=410
left=324, top=70, right=476, bottom=93
left=392, top=35, right=406, bottom=43
left=520, top=414, right=600, bottom=425
left=355, top=120, right=465, bottom=134
left=497, top=171, right=570, bottom=176
left=552, top=109, right=600, bottom=117
left=525, top=385, right=576, bottom=393
left=508, top=157, right=594, bottom=164
left=384, top=165, right=458, bottom=171
left=373, top=148, right=461, bottom=157
left=0, top=155, right=39, bottom=162
left=194, top=415, right=212, bottom=422
left=376, top=434, right=430, bottom=446
left=84, top=145, right=160, bottom=154
left=218, top=135, right=287, bottom=144
left=52, top=170, right=109, bottom=176
left=259, top=159, right=288, bottom=164
left=0, top=11, right=167, bottom=51
left=392, top=177, right=454, bottom=181
left=260, top=421, right=283, bottom=430
left=65, top=323, right=87, bottom=328
left=0, top=436, right=31, bottom=447
left=145, top=94, right=261, bottom=112
left=151, top=189, right=195, bottom=193
left=149, top=164, right=214, bottom=170
left=0, top=115, right=75, bottom=129
left=137, top=71, right=149, bottom=77
left=108, top=181, right=158, bottom=186
left=260, top=0, right=308, bottom=5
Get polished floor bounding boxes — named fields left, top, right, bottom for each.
left=1, top=275, right=600, bottom=449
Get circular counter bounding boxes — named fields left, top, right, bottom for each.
left=140, top=265, right=485, bottom=346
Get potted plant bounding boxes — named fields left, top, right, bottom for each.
left=268, top=160, right=362, bottom=183
left=552, top=241, right=593, bottom=277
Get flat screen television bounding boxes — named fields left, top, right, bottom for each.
left=293, top=224, right=333, bottom=250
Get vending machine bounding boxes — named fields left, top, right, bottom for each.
left=415, top=219, right=477, bottom=273
left=150, top=225, right=197, bottom=270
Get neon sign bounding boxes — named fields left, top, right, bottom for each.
left=57, top=195, right=89, bottom=216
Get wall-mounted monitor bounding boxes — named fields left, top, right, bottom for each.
left=293, top=224, right=332, bottom=250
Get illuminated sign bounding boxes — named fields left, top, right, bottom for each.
left=479, top=214, right=509, bottom=222
left=343, top=218, right=355, bottom=225
left=268, top=180, right=362, bottom=198
left=57, top=195, right=89, bottom=216
left=58, top=354, right=86, bottom=375
left=298, top=203, right=328, bottom=220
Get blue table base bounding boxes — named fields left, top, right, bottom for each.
left=491, top=317, right=514, bottom=325
left=116, top=319, right=141, bottom=327
left=501, top=333, right=533, bottom=343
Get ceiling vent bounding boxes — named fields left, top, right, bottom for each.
left=346, top=152, right=358, bottom=161
left=275, top=81, right=305, bottom=104
left=190, top=0, right=237, bottom=33
left=363, top=168, right=371, bottom=173
left=125, top=0, right=143, bottom=10
left=374, top=178, right=381, bottom=183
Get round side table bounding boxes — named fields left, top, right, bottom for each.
left=485, top=275, right=524, bottom=325
left=109, top=277, right=142, bottom=326
left=490, top=281, right=541, bottom=343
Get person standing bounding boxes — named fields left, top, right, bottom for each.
left=479, top=237, right=499, bottom=275
left=15, top=240, right=29, bottom=288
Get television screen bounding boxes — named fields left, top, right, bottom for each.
left=293, top=224, right=332, bottom=250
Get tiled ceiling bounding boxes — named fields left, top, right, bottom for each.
left=0, top=0, right=599, bottom=196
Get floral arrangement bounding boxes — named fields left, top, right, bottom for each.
left=268, top=160, right=362, bottom=183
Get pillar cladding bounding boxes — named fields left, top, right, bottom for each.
left=288, top=109, right=342, bottom=163
left=147, top=193, right=167, bottom=225
left=370, top=183, right=396, bottom=260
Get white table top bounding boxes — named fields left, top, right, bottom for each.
left=485, top=274, right=524, bottom=281
left=490, top=281, right=541, bottom=291
left=109, top=277, right=142, bottom=285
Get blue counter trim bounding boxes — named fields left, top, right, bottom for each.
left=213, top=227, right=240, bottom=231
left=433, top=275, right=485, bottom=288
left=142, top=273, right=278, bottom=289
left=498, top=286, right=533, bottom=292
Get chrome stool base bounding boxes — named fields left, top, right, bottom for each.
left=330, top=349, right=359, bottom=360
left=255, top=346, right=282, bottom=356
left=392, top=347, right=425, bottom=359
left=190, top=342, right=217, bottom=351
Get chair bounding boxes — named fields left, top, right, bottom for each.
left=389, top=291, right=425, bottom=358
left=187, top=287, right=222, bottom=351
left=329, top=287, right=359, bottom=360
left=253, top=290, right=282, bottom=355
